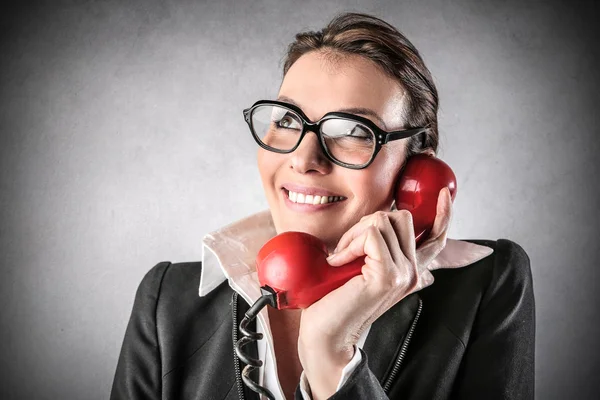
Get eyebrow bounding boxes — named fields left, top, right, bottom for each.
left=276, top=95, right=388, bottom=130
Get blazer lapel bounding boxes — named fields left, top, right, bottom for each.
left=363, top=292, right=421, bottom=383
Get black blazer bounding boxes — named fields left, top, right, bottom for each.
left=110, top=239, right=535, bottom=399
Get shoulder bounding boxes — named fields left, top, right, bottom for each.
left=126, top=261, right=233, bottom=382
left=140, top=260, right=203, bottom=295
left=136, top=260, right=232, bottom=310
left=133, top=260, right=233, bottom=328
left=465, top=238, right=530, bottom=273
left=417, top=239, right=534, bottom=348
left=423, top=238, right=534, bottom=320
left=430, top=238, right=531, bottom=286
left=463, top=239, right=533, bottom=307
left=134, top=261, right=203, bottom=303
left=134, top=261, right=233, bottom=373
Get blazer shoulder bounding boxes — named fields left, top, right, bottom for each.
left=464, top=238, right=529, bottom=259
left=465, top=238, right=534, bottom=310
left=493, top=238, right=531, bottom=274
left=148, top=259, right=232, bottom=322
left=134, top=260, right=203, bottom=299
left=156, top=260, right=203, bottom=294
left=150, top=260, right=233, bottom=376
left=441, top=238, right=533, bottom=303
left=147, top=260, right=232, bottom=313
left=463, top=238, right=531, bottom=273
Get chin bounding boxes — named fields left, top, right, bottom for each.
left=285, top=223, right=340, bottom=250
left=271, top=202, right=347, bottom=247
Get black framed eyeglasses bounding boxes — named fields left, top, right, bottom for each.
left=243, top=100, right=427, bottom=169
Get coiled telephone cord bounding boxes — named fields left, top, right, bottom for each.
left=234, top=293, right=277, bottom=400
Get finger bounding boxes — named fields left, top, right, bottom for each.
left=417, top=269, right=435, bottom=290
left=416, top=187, right=452, bottom=268
left=328, top=212, right=404, bottom=266
left=333, top=212, right=391, bottom=254
left=429, top=187, right=452, bottom=241
left=327, top=225, right=394, bottom=273
left=331, top=215, right=373, bottom=255
left=389, top=209, right=417, bottom=267
left=365, top=213, right=406, bottom=267
left=377, top=213, right=407, bottom=267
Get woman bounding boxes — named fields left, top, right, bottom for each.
left=111, top=12, right=535, bottom=400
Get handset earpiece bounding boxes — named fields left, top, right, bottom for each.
left=394, top=154, right=457, bottom=246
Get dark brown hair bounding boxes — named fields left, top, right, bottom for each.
left=283, top=12, right=439, bottom=158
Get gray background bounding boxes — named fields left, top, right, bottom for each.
left=1, top=0, right=598, bottom=399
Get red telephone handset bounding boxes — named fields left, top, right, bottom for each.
left=236, top=155, right=458, bottom=399
left=257, top=154, right=457, bottom=309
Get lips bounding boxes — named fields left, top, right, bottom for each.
left=281, top=183, right=343, bottom=198
left=285, top=189, right=345, bottom=205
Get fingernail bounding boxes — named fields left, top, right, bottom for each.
left=327, top=253, right=338, bottom=261
left=424, top=273, right=434, bottom=286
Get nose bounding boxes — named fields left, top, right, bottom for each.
left=289, top=130, right=333, bottom=174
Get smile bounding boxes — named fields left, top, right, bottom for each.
left=287, top=190, right=345, bottom=204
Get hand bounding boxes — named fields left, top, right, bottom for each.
left=297, top=187, right=453, bottom=400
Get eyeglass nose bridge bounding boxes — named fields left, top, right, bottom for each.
left=290, top=119, right=331, bottom=159
left=292, top=120, right=323, bottom=147
left=302, top=120, right=322, bottom=136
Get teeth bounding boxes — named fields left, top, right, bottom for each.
left=287, top=190, right=344, bottom=204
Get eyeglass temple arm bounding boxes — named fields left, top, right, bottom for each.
left=383, top=128, right=427, bottom=144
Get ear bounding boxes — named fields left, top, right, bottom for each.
left=421, top=148, right=436, bottom=157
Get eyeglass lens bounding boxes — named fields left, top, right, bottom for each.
left=250, top=104, right=376, bottom=166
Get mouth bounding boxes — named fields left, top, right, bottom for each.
left=280, top=184, right=346, bottom=211
left=284, top=188, right=345, bottom=205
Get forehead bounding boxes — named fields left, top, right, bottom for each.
left=278, top=51, right=406, bottom=127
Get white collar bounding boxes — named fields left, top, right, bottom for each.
left=199, top=209, right=494, bottom=302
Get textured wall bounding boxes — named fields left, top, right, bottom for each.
left=1, top=0, right=598, bottom=398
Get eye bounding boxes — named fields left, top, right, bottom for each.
left=274, top=112, right=302, bottom=129
left=322, top=119, right=373, bottom=142
left=348, top=125, right=372, bottom=139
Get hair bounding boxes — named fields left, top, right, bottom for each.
left=282, top=12, right=439, bottom=159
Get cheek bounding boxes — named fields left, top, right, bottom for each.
left=352, top=173, right=392, bottom=203
left=257, top=148, right=286, bottom=198
left=350, top=149, right=404, bottom=207
left=257, top=149, right=275, bottom=180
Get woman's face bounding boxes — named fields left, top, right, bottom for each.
left=257, top=50, right=410, bottom=251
